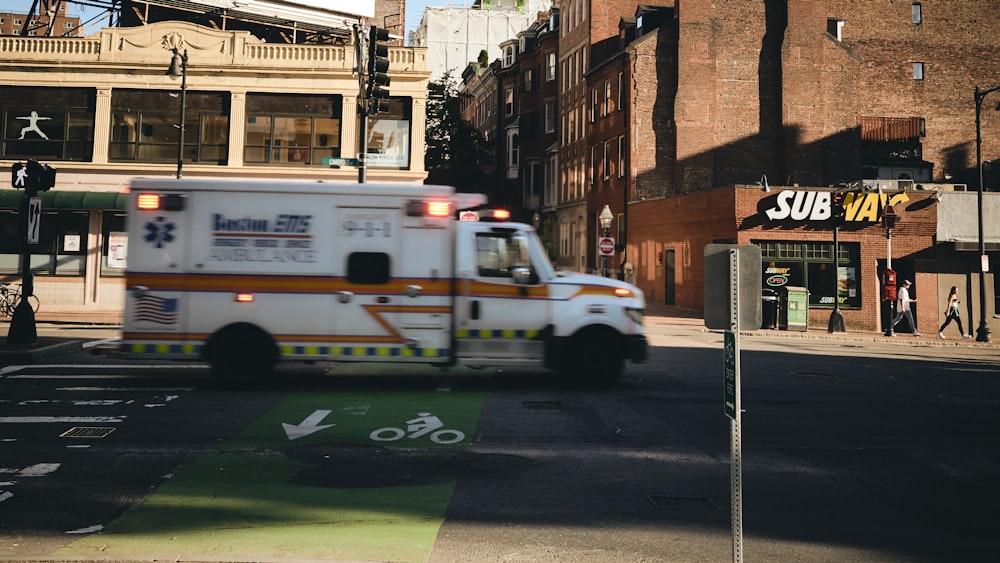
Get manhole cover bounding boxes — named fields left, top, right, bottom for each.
left=523, top=400, right=562, bottom=409
left=60, top=427, right=115, bottom=438
left=287, top=444, right=534, bottom=488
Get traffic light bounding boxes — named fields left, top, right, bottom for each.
left=366, top=25, right=391, bottom=114
left=11, top=159, right=56, bottom=194
left=831, top=192, right=846, bottom=225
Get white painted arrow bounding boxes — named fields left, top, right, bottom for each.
left=281, top=409, right=335, bottom=440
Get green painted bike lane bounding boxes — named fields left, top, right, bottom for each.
left=57, top=388, right=485, bottom=562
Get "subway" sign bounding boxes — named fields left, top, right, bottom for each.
left=764, top=191, right=910, bottom=223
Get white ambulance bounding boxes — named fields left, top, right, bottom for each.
left=121, top=179, right=647, bottom=384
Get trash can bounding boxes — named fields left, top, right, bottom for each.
left=779, top=286, right=809, bottom=332
left=761, top=288, right=779, bottom=329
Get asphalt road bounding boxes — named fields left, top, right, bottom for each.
left=0, top=317, right=998, bottom=562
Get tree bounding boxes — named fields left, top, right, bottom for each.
left=424, top=72, right=497, bottom=198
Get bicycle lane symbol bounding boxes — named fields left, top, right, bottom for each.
left=370, top=412, right=466, bottom=445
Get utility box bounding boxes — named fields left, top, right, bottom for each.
left=779, top=286, right=809, bottom=331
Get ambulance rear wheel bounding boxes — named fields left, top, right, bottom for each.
left=561, top=327, right=624, bottom=386
left=205, top=323, right=279, bottom=385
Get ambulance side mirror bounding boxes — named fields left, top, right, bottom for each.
left=511, top=267, right=533, bottom=285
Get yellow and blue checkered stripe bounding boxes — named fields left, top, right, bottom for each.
left=455, top=328, right=540, bottom=338
left=123, top=341, right=449, bottom=359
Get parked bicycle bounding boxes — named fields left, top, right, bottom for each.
left=0, top=283, right=40, bottom=317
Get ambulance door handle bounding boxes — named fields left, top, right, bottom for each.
left=336, top=291, right=353, bottom=304
left=406, top=285, right=422, bottom=297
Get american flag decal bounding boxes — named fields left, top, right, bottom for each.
left=134, top=295, right=179, bottom=324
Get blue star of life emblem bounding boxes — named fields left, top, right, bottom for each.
left=144, top=216, right=176, bottom=248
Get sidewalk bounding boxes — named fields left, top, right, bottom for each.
left=644, top=302, right=999, bottom=348
left=2, top=304, right=997, bottom=365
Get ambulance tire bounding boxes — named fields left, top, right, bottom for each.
left=205, top=323, right=279, bottom=386
left=561, top=327, right=624, bottom=387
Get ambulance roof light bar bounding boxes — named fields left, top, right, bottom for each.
left=135, top=193, right=187, bottom=211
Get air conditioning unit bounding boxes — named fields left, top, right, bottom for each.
left=952, top=183, right=967, bottom=191
left=897, top=179, right=914, bottom=190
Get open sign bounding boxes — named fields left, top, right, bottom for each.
left=765, top=275, right=789, bottom=287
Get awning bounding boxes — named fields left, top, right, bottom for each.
left=0, top=190, right=127, bottom=211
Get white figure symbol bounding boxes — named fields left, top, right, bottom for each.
left=17, top=111, right=51, bottom=140
left=369, top=412, right=466, bottom=444
left=14, top=166, right=28, bottom=187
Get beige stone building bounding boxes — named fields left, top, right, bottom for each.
left=0, top=20, right=429, bottom=320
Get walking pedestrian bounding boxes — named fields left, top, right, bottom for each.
left=938, top=286, right=972, bottom=339
left=892, top=280, right=920, bottom=336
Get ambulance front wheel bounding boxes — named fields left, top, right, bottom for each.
left=560, top=327, right=624, bottom=386
left=204, top=322, right=279, bottom=385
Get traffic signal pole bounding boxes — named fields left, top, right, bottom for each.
left=353, top=23, right=390, bottom=185
left=7, top=160, right=55, bottom=344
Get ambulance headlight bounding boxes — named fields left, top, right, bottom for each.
left=625, top=307, right=644, bottom=325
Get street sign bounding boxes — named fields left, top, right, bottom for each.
left=598, top=236, right=615, bottom=256
left=724, top=330, right=737, bottom=419
left=27, top=197, right=41, bottom=244
left=323, top=157, right=359, bottom=167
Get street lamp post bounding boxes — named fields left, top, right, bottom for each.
left=599, top=205, right=613, bottom=278
left=882, top=203, right=898, bottom=337
left=167, top=48, right=188, bottom=179
left=973, top=85, right=998, bottom=343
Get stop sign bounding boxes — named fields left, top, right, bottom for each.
left=598, top=237, right=615, bottom=256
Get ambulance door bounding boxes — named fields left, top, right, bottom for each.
left=122, top=190, right=190, bottom=350
left=397, top=220, right=453, bottom=360
left=454, top=225, right=550, bottom=367
left=332, top=206, right=403, bottom=358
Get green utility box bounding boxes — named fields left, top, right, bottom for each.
left=779, top=286, right=809, bottom=332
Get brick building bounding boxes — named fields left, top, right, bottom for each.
left=0, top=0, right=81, bottom=37
left=620, top=0, right=1000, bottom=334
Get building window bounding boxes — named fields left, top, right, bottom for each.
left=111, top=89, right=228, bottom=165
left=1, top=86, right=95, bottom=162
left=590, top=145, right=596, bottom=186
left=544, top=99, right=556, bottom=133
left=913, top=62, right=924, bottom=80
left=755, top=240, right=860, bottom=309
left=618, top=72, right=624, bottom=110
left=364, top=98, right=411, bottom=169
left=523, top=68, right=534, bottom=93
left=911, top=3, right=922, bottom=24
left=0, top=209, right=88, bottom=276
left=603, top=141, right=609, bottom=180
left=827, top=18, right=844, bottom=41
left=604, top=81, right=611, bottom=116
left=507, top=130, right=519, bottom=168
left=590, top=88, right=597, bottom=123
left=243, top=93, right=345, bottom=166
left=546, top=52, right=556, bottom=81
left=504, top=88, right=514, bottom=116
left=618, top=135, right=625, bottom=177
left=503, top=45, right=515, bottom=67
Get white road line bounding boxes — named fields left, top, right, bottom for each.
left=0, top=416, right=124, bottom=424
left=82, top=338, right=118, bottom=349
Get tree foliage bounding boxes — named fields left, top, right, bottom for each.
left=424, top=72, right=496, bottom=196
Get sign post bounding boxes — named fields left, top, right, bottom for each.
left=704, top=243, right=759, bottom=563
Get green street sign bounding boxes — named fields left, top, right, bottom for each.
left=724, top=330, right=737, bottom=420
left=323, top=157, right=359, bottom=167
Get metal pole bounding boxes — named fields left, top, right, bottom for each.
left=6, top=190, right=37, bottom=344
left=602, top=225, right=609, bottom=277
left=885, top=227, right=894, bottom=336
left=175, top=49, right=188, bottom=179
left=828, top=223, right=845, bottom=332
left=973, top=85, right=996, bottom=343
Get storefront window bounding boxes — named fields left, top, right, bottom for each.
left=0, top=210, right=88, bottom=276
left=245, top=93, right=342, bottom=166
left=756, top=240, right=860, bottom=308
left=101, top=211, right=127, bottom=277
left=110, top=89, right=229, bottom=164
left=366, top=98, right=411, bottom=169
left=1, top=86, right=95, bottom=161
